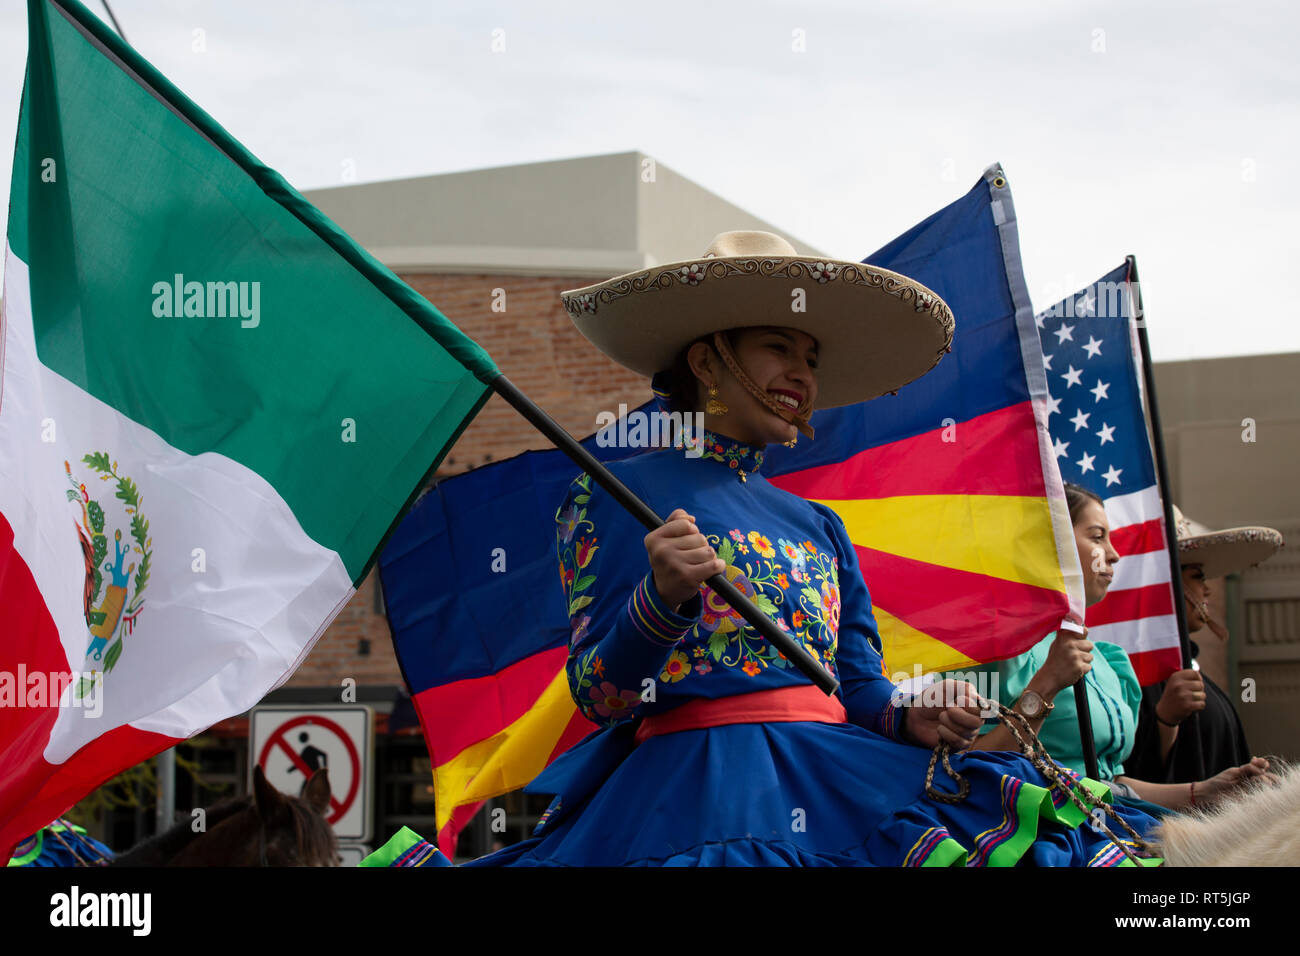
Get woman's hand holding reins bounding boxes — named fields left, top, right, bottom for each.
left=1198, top=756, right=1276, bottom=804
left=903, top=679, right=985, bottom=750
left=646, top=508, right=725, bottom=610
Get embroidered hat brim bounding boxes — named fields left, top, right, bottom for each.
left=560, top=231, right=955, bottom=409
left=1178, top=528, right=1285, bottom=580
left=1174, top=506, right=1284, bottom=579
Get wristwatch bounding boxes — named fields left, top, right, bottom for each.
left=1014, top=689, right=1054, bottom=720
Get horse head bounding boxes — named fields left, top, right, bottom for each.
left=245, top=764, right=340, bottom=866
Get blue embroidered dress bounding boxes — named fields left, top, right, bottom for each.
left=467, top=430, right=1158, bottom=867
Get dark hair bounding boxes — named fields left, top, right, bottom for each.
left=662, top=330, right=739, bottom=414
left=1063, top=482, right=1104, bottom=525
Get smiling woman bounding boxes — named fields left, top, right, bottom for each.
left=454, top=231, right=1164, bottom=867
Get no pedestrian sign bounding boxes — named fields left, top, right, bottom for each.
left=250, top=705, right=373, bottom=842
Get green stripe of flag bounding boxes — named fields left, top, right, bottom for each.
left=10, top=0, right=499, bottom=581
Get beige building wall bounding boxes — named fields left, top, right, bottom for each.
left=304, top=150, right=825, bottom=277
left=1153, top=353, right=1300, bottom=761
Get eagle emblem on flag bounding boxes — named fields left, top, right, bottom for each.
left=64, top=453, right=152, bottom=694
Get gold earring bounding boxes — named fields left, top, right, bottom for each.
left=706, top=383, right=728, bottom=416
left=783, top=436, right=798, bottom=448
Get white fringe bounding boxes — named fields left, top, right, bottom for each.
left=1152, top=761, right=1300, bottom=867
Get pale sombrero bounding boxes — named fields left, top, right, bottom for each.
left=560, top=230, right=955, bottom=409
left=1174, top=505, right=1284, bottom=580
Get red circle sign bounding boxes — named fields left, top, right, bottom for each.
left=257, top=715, right=360, bottom=825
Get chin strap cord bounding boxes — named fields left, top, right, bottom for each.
left=712, top=332, right=815, bottom=439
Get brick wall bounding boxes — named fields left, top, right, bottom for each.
left=286, top=272, right=652, bottom=687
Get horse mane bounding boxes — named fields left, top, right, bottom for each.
left=1152, top=760, right=1300, bottom=867
left=277, top=789, right=338, bottom=864
left=111, top=792, right=253, bottom=866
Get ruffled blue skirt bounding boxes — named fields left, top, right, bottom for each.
left=463, top=719, right=1161, bottom=867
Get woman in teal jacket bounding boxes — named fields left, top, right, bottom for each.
left=964, top=483, right=1270, bottom=812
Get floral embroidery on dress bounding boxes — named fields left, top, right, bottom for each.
left=683, top=529, right=842, bottom=677
left=559, top=474, right=646, bottom=723
left=556, top=475, right=597, bottom=619
left=692, top=437, right=764, bottom=480
left=660, top=650, right=692, bottom=682
left=557, top=452, right=852, bottom=722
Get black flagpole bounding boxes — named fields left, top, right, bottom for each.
left=488, top=373, right=840, bottom=696
left=1072, top=679, right=1100, bottom=781
left=1061, top=618, right=1101, bottom=780
left=1126, top=255, right=1206, bottom=780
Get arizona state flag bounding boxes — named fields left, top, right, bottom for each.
left=383, top=165, right=1081, bottom=854
left=764, top=165, right=1080, bottom=677
left=1, top=0, right=496, bottom=859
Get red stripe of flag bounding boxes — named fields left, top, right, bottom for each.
left=854, top=544, right=1067, bottom=664
left=436, top=800, right=484, bottom=860
left=771, top=402, right=1046, bottom=500
left=1110, top=517, right=1165, bottom=557
left=412, top=644, right=568, bottom=766
left=1129, top=647, right=1185, bottom=686
left=1086, top=582, right=1175, bottom=628
left=0, top=511, right=74, bottom=858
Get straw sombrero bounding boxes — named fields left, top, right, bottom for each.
left=1174, top=506, right=1284, bottom=580
left=561, top=230, right=955, bottom=409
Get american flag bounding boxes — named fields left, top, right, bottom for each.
left=1034, top=262, right=1181, bottom=685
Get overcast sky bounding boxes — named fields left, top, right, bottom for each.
left=2, top=0, right=1297, bottom=362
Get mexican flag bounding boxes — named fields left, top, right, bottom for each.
left=1, top=0, right=497, bottom=859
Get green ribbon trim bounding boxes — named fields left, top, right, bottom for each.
left=921, top=836, right=969, bottom=868
left=972, top=775, right=1136, bottom=867
left=358, top=826, right=430, bottom=867
left=6, top=831, right=44, bottom=867
left=1039, top=776, right=1111, bottom=829
left=983, top=778, right=1052, bottom=867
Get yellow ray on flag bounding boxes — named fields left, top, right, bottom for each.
left=432, top=667, right=575, bottom=831
left=816, top=494, right=1066, bottom=593
left=874, top=606, right=979, bottom=679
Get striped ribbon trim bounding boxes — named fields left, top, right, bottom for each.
left=903, top=827, right=955, bottom=866
left=877, top=694, right=910, bottom=742
left=627, top=575, right=696, bottom=646
left=392, top=839, right=441, bottom=867
left=969, top=776, right=1025, bottom=867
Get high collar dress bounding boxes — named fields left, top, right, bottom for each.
left=466, top=430, right=1160, bottom=866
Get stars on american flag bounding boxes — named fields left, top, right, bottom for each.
left=1036, top=268, right=1176, bottom=672
left=1035, top=277, right=1146, bottom=498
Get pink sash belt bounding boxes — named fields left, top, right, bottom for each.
left=633, top=684, right=847, bottom=744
